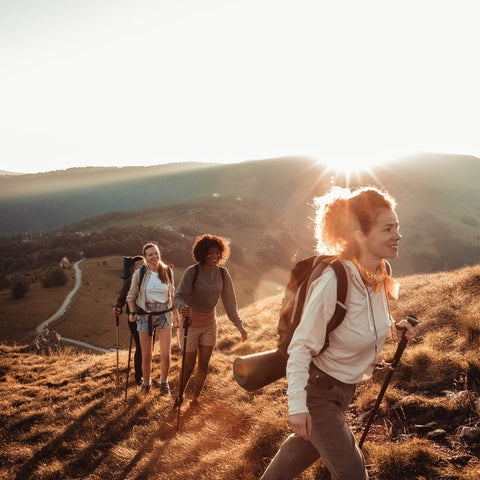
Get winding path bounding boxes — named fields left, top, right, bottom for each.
left=36, top=259, right=113, bottom=353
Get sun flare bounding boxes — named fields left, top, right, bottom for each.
left=316, top=157, right=384, bottom=175
left=313, top=154, right=392, bottom=188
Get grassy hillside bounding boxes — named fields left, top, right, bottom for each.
left=1, top=265, right=480, bottom=479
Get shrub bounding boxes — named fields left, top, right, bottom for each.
left=42, top=266, right=68, bottom=288
left=11, top=275, right=30, bottom=299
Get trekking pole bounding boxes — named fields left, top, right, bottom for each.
left=115, top=314, right=120, bottom=392
left=359, top=315, right=419, bottom=449
left=176, top=316, right=191, bottom=433
left=124, top=333, right=133, bottom=402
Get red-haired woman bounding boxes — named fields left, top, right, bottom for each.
left=127, top=243, right=175, bottom=395
left=261, top=186, right=419, bottom=480
left=175, top=233, right=247, bottom=407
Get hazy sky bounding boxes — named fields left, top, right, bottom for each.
left=1, top=0, right=478, bottom=174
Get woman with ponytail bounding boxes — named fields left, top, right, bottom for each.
left=127, top=243, right=175, bottom=395
left=261, top=186, right=419, bottom=480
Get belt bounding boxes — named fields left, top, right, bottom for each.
left=143, top=307, right=174, bottom=336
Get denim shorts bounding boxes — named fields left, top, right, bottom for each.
left=136, top=302, right=174, bottom=333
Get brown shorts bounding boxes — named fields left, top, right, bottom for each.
left=178, top=321, right=217, bottom=352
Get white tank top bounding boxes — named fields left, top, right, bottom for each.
left=145, top=273, right=169, bottom=303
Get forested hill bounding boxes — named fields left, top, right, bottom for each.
left=1, top=154, right=480, bottom=276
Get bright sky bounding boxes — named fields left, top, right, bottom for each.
left=1, top=0, right=479, bottom=174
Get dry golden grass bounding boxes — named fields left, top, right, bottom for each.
left=1, top=263, right=480, bottom=479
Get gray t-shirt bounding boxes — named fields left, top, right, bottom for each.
left=174, top=264, right=243, bottom=330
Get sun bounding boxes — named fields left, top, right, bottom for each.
left=312, top=154, right=391, bottom=188
left=317, top=156, right=384, bottom=175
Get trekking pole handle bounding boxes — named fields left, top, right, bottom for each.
left=396, top=315, right=420, bottom=335
left=406, top=315, right=420, bottom=328
left=392, top=315, right=419, bottom=367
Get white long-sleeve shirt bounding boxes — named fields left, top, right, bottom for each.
left=286, top=260, right=395, bottom=415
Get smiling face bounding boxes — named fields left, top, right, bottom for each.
left=356, top=207, right=401, bottom=268
left=144, top=245, right=160, bottom=269
left=204, top=247, right=221, bottom=269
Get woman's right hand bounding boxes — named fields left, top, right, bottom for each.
left=288, top=412, right=312, bottom=440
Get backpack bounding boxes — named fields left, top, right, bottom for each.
left=277, top=254, right=392, bottom=358
left=122, top=256, right=136, bottom=280
left=276, top=255, right=348, bottom=358
left=233, top=255, right=392, bottom=391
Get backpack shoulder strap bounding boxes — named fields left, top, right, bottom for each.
left=219, top=266, right=226, bottom=285
left=139, top=264, right=147, bottom=286
left=166, top=265, right=173, bottom=283
left=318, top=257, right=348, bottom=354
left=191, top=263, right=226, bottom=290
left=192, top=263, right=200, bottom=289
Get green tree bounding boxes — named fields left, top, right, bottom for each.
left=42, top=266, right=68, bottom=288
left=11, top=275, right=30, bottom=299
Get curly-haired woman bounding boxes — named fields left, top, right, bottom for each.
left=175, top=233, right=247, bottom=408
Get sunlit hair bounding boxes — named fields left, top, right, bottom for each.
left=314, top=185, right=397, bottom=259
left=142, top=242, right=170, bottom=283
left=192, top=234, right=230, bottom=265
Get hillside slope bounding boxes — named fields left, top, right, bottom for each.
left=1, top=265, right=480, bottom=480
left=1, top=155, right=480, bottom=277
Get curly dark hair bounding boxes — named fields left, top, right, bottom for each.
left=192, top=234, right=230, bottom=265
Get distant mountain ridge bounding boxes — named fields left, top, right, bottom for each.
left=0, top=170, right=23, bottom=176
left=1, top=154, right=480, bottom=276
left=0, top=157, right=326, bottom=236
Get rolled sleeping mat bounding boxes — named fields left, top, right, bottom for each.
left=233, top=348, right=288, bottom=392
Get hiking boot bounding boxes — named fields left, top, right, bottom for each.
left=135, top=377, right=143, bottom=386
left=159, top=382, right=171, bottom=396
left=141, top=382, right=151, bottom=393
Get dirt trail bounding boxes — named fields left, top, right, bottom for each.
left=35, top=259, right=112, bottom=353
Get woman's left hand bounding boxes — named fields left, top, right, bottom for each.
left=395, top=318, right=419, bottom=342
left=239, top=327, right=248, bottom=341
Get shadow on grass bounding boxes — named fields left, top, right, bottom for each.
left=115, top=400, right=183, bottom=480
left=12, top=391, right=156, bottom=480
